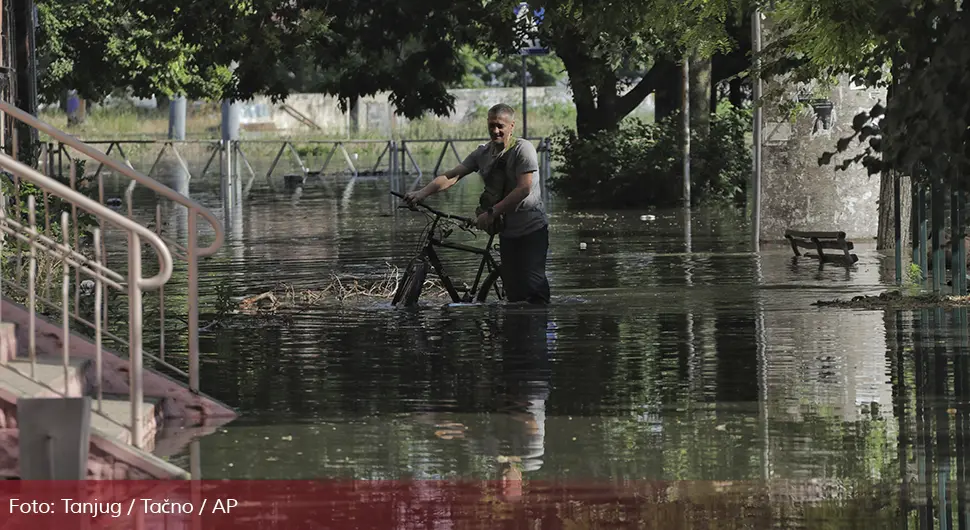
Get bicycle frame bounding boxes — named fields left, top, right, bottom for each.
left=391, top=191, right=502, bottom=303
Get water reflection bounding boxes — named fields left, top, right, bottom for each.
left=86, top=160, right=970, bottom=527
left=883, top=307, right=970, bottom=530
left=427, top=307, right=553, bottom=488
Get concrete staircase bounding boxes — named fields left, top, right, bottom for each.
left=0, top=306, right=234, bottom=479
left=0, top=99, right=234, bottom=480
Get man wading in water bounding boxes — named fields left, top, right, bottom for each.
left=404, top=103, right=550, bottom=304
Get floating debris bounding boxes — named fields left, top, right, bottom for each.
left=813, top=290, right=970, bottom=310
left=237, top=262, right=451, bottom=312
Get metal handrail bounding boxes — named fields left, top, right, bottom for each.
left=0, top=100, right=226, bottom=396
left=0, top=153, right=173, bottom=450
left=0, top=101, right=225, bottom=257
left=0, top=155, right=174, bottom=287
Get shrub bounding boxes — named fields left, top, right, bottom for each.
left=548, top=106, right=752, bottom=209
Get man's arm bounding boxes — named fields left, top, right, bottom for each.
left=408, top=164, right=474, bottom=202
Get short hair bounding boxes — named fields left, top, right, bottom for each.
left=488, top=103, right=515, bottom=120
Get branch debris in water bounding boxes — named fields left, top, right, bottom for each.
left=814, top=290, right=970, bottom=310
left=238, top=262, right=451, bottom=312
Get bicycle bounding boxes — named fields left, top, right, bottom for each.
left=389, top=191, right=505, bottom=306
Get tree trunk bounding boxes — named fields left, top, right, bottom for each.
left=878, top=55, right=906, bottom=251
left=349, top=96, right=360, bottom=134
left=710, top=81, right=720, bottom=119
left=558, top=42, right=671, bottom=137
left=13, top=0, right=38, bottom=158
left=565, top=60, right=660, bottom=137
left=877, top=173, right=892, bottom=250
left=575, top=102, right=611, bottom=137
left=571, top=70, right=605, bottom=137
left=689, top=54, right=712, bottom=200
left=729, top=78, right=744, bottom=108
left=710, top=15, right=752, bottom=110
left=878, top=172, right=911, bottom=251
left=689, top=53, right=712, bottom=139
left=575, top=99, right=623, bottom=138
left=654, top=59, right=680, bottom=122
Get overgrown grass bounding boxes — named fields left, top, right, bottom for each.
left=38, top=100, right=653, bottom=142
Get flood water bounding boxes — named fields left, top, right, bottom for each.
left=90, top=154, right=970, bottom=528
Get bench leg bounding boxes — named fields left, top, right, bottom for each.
left=812, top=237, right=826, bottom=262
left=786, top=235, right=802, bottom=257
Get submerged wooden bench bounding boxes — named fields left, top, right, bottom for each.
left=785, top=230, right=858, bottom=266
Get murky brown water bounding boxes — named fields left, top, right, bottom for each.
left=93, top=158, right=969, bottom=528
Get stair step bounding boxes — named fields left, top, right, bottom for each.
left=90, top=396, right=160, bottom=450
left=0, top=366, right=160, bottom=450
left=2, top=357, right=89, bottom=398
left=0, top=322, right=16, bottom=364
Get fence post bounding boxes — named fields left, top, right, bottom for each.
left=390, top=140, right=398, bottom=176
left=18, top=397, right=92, bottom=479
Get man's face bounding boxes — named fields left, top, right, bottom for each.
left=488, top=112, right=514, bottom=147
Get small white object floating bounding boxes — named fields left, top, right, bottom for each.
left=579, top=242, right=587, bottom=250
left=640, top=214, right=656, bottom=221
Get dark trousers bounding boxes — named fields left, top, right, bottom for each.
left=499, top=225, right=551, bottom=304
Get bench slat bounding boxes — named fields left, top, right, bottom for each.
left=816, top=240, right=854, bottom=251
left=789, top=239, right=853, bottom=251
left=789, top=239, right=817, bottom=251
left=785, top=230, right=847, bottom=240
left=818, top=253, right=860, bottom=264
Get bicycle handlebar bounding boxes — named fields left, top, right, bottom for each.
left=390, top=191, right=476, bottom=226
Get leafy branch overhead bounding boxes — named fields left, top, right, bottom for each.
left=794, top=0, right=970, bottom=189
left=36, top=0, right=754, bottom=129
left=36, top=0, right=527, bottom=120
left=817, top=103, right=885, bottom=176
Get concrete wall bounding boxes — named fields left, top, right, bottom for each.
left=238, top=87, right=654, bottom=135
left=760, top=72, right=885, bottom=241
left=758, top=13, right=885, bottom=242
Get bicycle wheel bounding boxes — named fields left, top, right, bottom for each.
left=475, top=266, right=505, bottom=302
left=394, top=260, right=428, bottom=307
left=391, top=262, right=413, bottom=305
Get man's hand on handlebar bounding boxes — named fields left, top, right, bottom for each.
left=390, top=190, right=477, bottom=229
left=403, top=190, right=425, bottom=207
left=475, top=211, right=494, bottom=231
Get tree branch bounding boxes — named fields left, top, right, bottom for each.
left=557, top=46, right=597, bottom=116
left=615, top=61, right=671, bottom=120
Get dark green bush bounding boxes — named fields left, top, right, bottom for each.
left=548, top=106, right=752, bottom=209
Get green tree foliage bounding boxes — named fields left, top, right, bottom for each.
left=759, top=0, right=884, bottom=85
left=453, top=46, right=567, bottom=88
left=767, top=0, right=970, bottom=188
left=829, top=1, right=969, bottom=190
left=532, top=0, right=755, bottom=209
left=36, top=0, right=521, bottom=120
left=36, top=0, right=318, bottom=103
left=266, top=0, right=523, bottom=118
left=36, top=0, right=752, bottom=128
left=527, top=0, right=745, bottom=136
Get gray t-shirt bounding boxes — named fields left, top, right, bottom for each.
left=461, top=138, right=547, bottom=238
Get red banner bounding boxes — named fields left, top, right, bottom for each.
left=0, top=479, right=771, bottom=529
